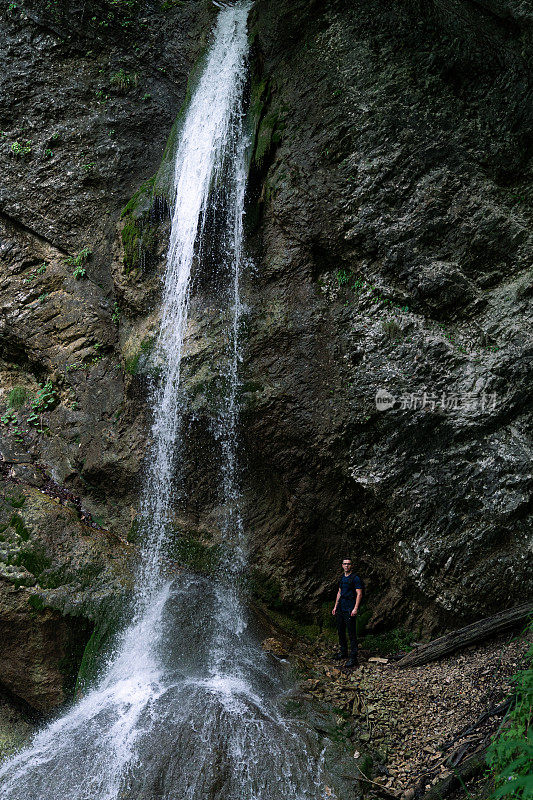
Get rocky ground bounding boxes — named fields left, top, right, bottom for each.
left=265, top=625, right=532, bottom=799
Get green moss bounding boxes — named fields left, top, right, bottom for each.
left=249, top=76, right=269, bottom=131
left=75, top=604, right=128, bottom=694
left=167, top=533, right=222, bottom=575
left=120, top=178, right=159, bottom=275
left=153, top=45, right=209, bottom=202
left=7, top=386, right=27, bottom=410
left=254, top=110, right=282, bottom=169
left=14, top=547, right=51, bottom=577
left=0, top=729, right=31, bottom=764
left=59, top=617, right=95, bottom=700
left=9, top=513, right=30, bottom=541
left=120, top=176, right=155, bottom=220
left=75, top=623, right=106, bottom=694
left=39, top=568, right=66, bottom=590
left=7, top=493, right=25, bottom=508
left=121, top=219, right=141, bottom=273
left=28, top=594, right=45, bottom=612
left=125, top=351, right=141, bottom=375
left=161, top=0, right=186, bottom=9
left=127, top=518, right=140, bottom=543
left=124, top=336, right=155, bottom=375
left=248, top=72, right=285, bottom=173
left=267, top=607, right=325, bottom=642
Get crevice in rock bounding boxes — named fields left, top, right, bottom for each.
left=0, top=210, right=71, bottom=257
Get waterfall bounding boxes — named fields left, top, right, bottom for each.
left=0, top=5, right=339, bottom=799
left=138, top=1, right=250, bottom=595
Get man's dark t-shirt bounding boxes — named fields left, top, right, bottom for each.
left=339, top=573, right=362, bottom=612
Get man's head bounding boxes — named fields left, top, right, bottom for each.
left=342, top=558, right=353, bottom=575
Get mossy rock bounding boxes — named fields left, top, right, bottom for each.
left=9, top=513, right=30, bottom=541
left=119, top=42, right=210, bottom=274
left=124, top=336, right=155, bottom=375
left=120, top=178, right=158, bottom=274
left=7, top=386, right=27, bottom=410
left=14, top=546, right=51, bottom=577
left=167, top=531, right=223, bottom=575
left=153, top=44, right=210, bottom=203
left=120, top=176, right=155, bottom=221
left=75, top=615, right=114, bottom=695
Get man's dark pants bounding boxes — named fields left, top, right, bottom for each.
left=335, top=609, right=358, bottom=657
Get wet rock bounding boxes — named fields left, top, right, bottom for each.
left=0, top=580, right=92, bottom=713
left=262, top=637, right=289, bottom=657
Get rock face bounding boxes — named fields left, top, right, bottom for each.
left=235, top=0, right=533, bottom=631
left=0, top=0, right=216, bottom=713
left=0, top=482, right=131, bottom=712
left=0, top=0, right=532, bottom=711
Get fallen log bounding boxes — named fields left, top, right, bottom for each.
left=417, top=749, right=487, bottom=800
left=397, top=603, right=533, bottom=668
left=441, top=698, right=513, bottom=751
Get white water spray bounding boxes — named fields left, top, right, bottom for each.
left=0, top=6, right=339, bottom=798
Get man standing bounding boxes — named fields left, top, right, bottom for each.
left=332, top=557, right=362, bottom=667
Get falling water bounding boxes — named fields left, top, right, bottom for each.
left=0, top=5, right=346, bottom=799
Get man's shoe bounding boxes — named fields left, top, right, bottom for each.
left=345, top=657, right=358, bottom=668
left=333, top=652, right=348, bottom=661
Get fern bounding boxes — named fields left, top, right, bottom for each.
left=486, top=622, right=533, bottom=800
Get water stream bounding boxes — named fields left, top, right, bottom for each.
left=0, top=6, right=342, bottom=798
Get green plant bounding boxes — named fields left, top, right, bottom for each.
left=110, top=69, right=138, bottom=92
left=7, top=386, right=27, bottom=410
left=10, top=140, right=31, bottom=157
left=23, top=261, right=47, bottom=283
left=44, top=148, right=53, bottom=158
left=88, top=342, right=105, bottom=364
left=27, top=380, right=58, bottom=430
left=112, top=302, right=120, bottom=324
left=65, top=247, right=92, bottom=267
left=337, top=269, right=351, bottom=286
left=1, top=408, right=17, bottom=425
left=82, top=162, right=96, bottom=173
left=142, top=92, right=152, bottom=101
left=66, top=247, right=91, bottom=279
left=95, top=89, right=109, bottom=104
left=363, top=627, right=414, bottom=655
left=124, top=337, right=154, bottom=375
left=38, top=293, right=49, bottom=304
left=486, top=624, right=533, bottom=799
left=15, top=547, right=51, bottom=577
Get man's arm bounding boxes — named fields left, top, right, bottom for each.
left=351, top=589, right=363, bottom=616
left=332, top=588, right=341, bottom=615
